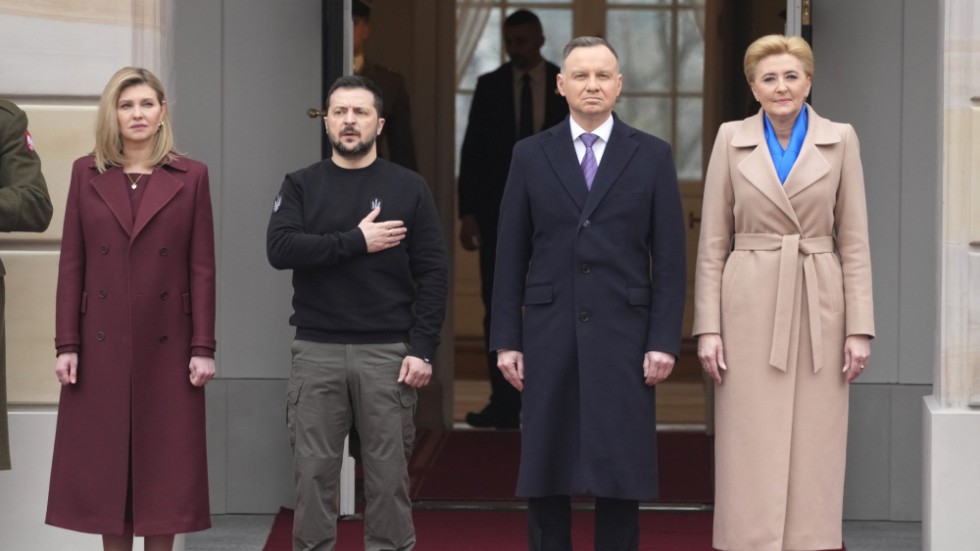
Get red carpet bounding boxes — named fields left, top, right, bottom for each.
left=263, top=507, right=716, bottom=550
left=410, top=429, right=713, bottom=503
left=264, top=430, right=844, bottom=550
left=264, top=508, right=847, bottom=551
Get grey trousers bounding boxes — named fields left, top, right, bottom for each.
left=288, top=340, right=417, bottom=551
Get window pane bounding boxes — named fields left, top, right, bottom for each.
left=607, top=9, right=672, bottom=93
left=677, top=9, right=705, bottom=93
left=533, top=9, right=573, bottom=69
left=614, top=96, right=671, bottom=141
left=459, top=10, right=502, bottom=90
left=676, top=97, right=702, bottom=180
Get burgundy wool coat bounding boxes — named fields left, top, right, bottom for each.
left=46, top=155, right=216, bottom=536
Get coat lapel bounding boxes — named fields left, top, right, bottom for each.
left=132, top=159, right=186, bottom=241
left=581, top=114, right=638, bottom=222
left=542, top=120, right=588, bottom=212
left=91, top=168, right=134, bottom=237
left=783, top=106, right=837, bottom=199
left=733, top=111, right=802, bottom=230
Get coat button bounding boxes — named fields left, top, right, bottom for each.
left=582, top=220, right=591, bottom=228
left=96, top=331, right=106, bottom=341
left=579, top=311, right=591, bottom=322
left=160, top=291, right=169, bottom=300
left=99, top=245, right=109, bottom=254
left=159, top=335, right=169, bottom=343
left=581, top=263, right=591, bottom=274
left=98, top=289, right=108, bottom=298
left=159, top=247, right=169, bottom=256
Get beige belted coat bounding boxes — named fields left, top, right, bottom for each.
left=694, top=105, right=875, bottom=551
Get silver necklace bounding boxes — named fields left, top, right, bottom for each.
left=127, top=172, right=144, bottom=190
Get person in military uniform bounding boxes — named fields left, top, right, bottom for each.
left=0, top=99, right=54, bottom=470
left=352, top=0, right=417, bottom=171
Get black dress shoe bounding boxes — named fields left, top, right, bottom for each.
left=465, top=409, right=520, bottom=429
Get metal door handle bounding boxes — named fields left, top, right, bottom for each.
left=689, top=212, right=701, bottom=229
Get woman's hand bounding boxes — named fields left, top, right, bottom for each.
left=843, top=335, right=871, bottom=383
left=189, top=356, right=216, bottom=387
left=697, top=333, right=727, bottom=385
left=55, top=353, right=78, bottom=385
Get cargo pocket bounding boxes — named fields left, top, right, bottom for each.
left=285, top=378, right=304, bottom=449
left=398, top=384, right=418, bottom=410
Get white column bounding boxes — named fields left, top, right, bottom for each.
left=924, top=2, right=980, bottom=549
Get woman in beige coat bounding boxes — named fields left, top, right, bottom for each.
left=694, top=35, right=874, bottom=551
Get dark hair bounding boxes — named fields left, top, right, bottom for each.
left=561, top=36, right=619, bottom=64
left=504, top=9, right=542, bottom=33
left=327, top=75, right=383, bottom=114
left=352, top=0, right=371, bottom=21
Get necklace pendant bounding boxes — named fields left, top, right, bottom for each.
left=126, top=171, right=143, bottom=189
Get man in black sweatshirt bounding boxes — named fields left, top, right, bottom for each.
left=267, top=75, right=447, bottom=551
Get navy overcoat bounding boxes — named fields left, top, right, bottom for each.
left=490, top=115, right=686, bottom=499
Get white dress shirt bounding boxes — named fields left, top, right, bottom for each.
left=512, top=61, right=548, bottom=134
left=569, top=115, right=614, bottom=166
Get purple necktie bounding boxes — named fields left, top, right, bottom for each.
left=580, top=132, right=599, bottom=190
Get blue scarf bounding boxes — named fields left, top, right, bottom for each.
left=763, top=107, right=808, bottom=185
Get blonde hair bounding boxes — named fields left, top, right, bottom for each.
left=743, top=34, right=814, bottom=84
left=93, top=67, right=179, bottom=172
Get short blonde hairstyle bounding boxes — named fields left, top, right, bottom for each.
left=94, top=67, right=179, bottom=172
left=743, top=34, right=814, bottom=84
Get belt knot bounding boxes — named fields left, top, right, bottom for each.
left=733, top=233, right=834, bottom=372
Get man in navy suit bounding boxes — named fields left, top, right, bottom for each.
left=458, top=9, right=568, bottom=429
left=490, top=37, right=686, bottom=550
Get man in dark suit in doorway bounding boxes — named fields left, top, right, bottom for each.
left=490, top=37, right=686, bottom=550
left=458, top=9, right=568, bottom=429
left=352, top=0, right=417, bottom=171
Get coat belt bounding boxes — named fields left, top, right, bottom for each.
left=733, top=233, right=835, bottom=373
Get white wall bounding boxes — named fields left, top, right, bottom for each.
left=813, top=0, right=940, bottom=520
left=171, top=0, right=323, bottom=514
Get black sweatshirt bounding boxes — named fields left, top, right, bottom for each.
left=267, top=158, right=448, bottom=361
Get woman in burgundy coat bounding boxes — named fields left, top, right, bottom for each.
left=46, top=67, right=216, bottom=551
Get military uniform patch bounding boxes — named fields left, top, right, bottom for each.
left=25, top=130, right=34, bottom=152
